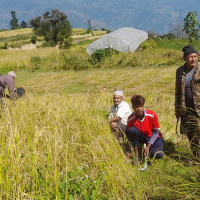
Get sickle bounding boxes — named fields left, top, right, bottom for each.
left=176, top=118, right=181, bottom=138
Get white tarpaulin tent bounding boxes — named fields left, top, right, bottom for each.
left=86, top=27, right=148, bottom=55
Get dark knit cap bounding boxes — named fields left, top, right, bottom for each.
left=182, top=45, right=198, bottom=57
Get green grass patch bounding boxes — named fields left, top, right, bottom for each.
left=150, top=37, right=200, bottom=51
left=72, top=39, right=96, bottom=48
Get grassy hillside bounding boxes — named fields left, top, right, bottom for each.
left=0, top=28, right=34, bottom=49
left=0, top=28, right=106, bottom=50
left=0, top=29, right=199, bottom=199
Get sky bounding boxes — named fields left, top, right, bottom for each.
left=1, top=0, right=200, bottom=34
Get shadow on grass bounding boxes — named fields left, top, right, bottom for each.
left=163, top=139, right=176, bottom=156
left=164, top=139, right=199, bottom=165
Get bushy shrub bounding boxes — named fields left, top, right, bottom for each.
left=59, top=37, right=72, bottom=49
left=31, top=35, right=37, bottom=44
left=160, top=33, right=176, bottom=40
left=1, top=42, right=8, bottom=49
left=140, top=39, right=157, bottom=49
left=101, top=27, right=111, bottom=33
left=89, top=49, right=106, bottom=64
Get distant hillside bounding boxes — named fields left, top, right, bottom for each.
left=0, top=0, right=200, bottom=34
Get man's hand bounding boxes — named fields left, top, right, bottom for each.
left=109, top=116, right=120, bottom=124
left=143, top=143, right=151, bottom=156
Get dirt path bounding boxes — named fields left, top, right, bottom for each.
left=8, top=41, right=43, bottom=50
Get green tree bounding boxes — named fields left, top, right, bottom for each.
left=30, top=9, right=72, bottom=48
left=20, top=20, right=28, bottom=28
left=10, top=11, right=19, bottom=30
left=183, top=11, right=200, bottom=44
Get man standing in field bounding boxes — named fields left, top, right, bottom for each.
left=109, top=89, right=132, bottom=142
left=126, top=95, right=164, bottom=163
left=175, top=45, right=200, bottom=157
left=0, top=71, right=16, bottom=100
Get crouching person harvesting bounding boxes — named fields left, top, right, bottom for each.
left=126, top=95, right=164, bottom=163
left=0, top=71, right=16, bottom=100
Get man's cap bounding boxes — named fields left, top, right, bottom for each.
left=8, top=71, right=16, bottom=78
left=182, top=45, right=198, bottom=57
left=113, top=89, right=123, bottom=97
